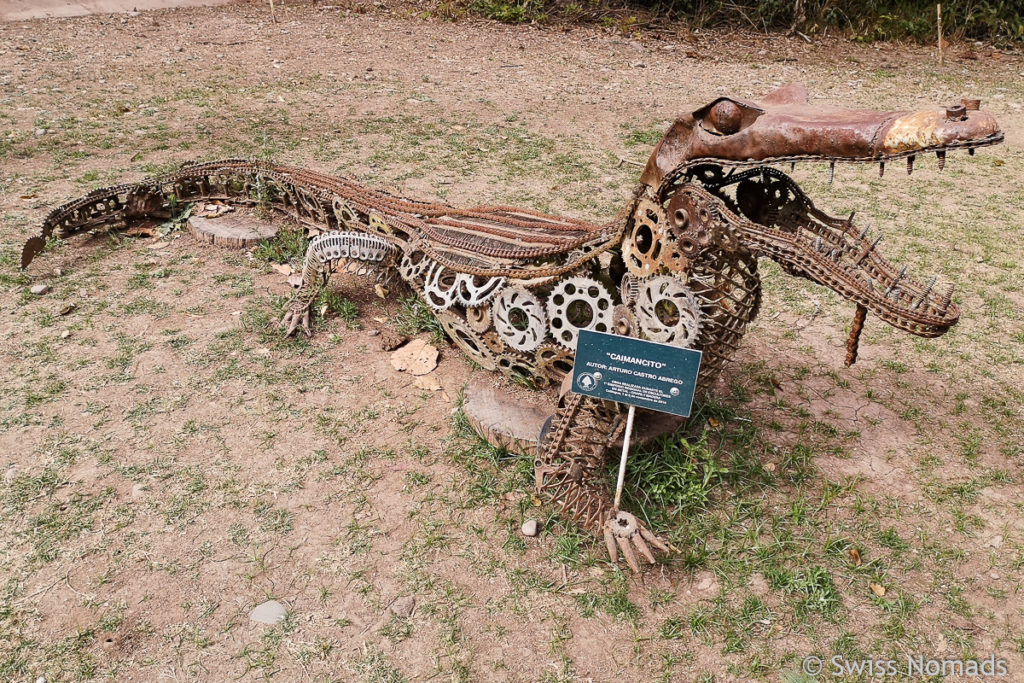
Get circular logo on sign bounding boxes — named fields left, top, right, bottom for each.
left=576, top=372, right=598, bottom=391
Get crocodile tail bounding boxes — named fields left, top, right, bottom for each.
left=20, top=180, right=166, bottom=270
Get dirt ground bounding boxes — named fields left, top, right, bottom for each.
left=1, top=2, right=1023, bottom=681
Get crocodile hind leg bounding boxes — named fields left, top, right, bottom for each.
left=280, top=230, right=396, bottom=337
left=535, top=392, right=670, bottom=572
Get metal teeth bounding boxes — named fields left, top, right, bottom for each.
left=938, top=284, right=954, bottom=315
left=828, top=161, right=835, bottom=185
left=937, top=151, right=946, bottom=170
left=858, top=224, right=871, bottom=241
left=907, top=156, right=915, bottom=175
left=856, top=233, right=883, bottom=264
left=969, top=147, right=976, bottom=156
left=884, top=265, right=908, bottom=297
left=790, top=162, right=796, bottom=172
left=879, top=162, right=885, bottom=178
left=911, top=276, right=936, bottom=310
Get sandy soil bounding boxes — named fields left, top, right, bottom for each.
left=1, top=2, right=1023, bottom=681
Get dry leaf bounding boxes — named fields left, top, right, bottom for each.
left=390, top=338, right=439, bottom=376
left=531, top=494, right=542, bottom=506
left=147, top=241, right=170, bottom=250
left=286, top=274, right=303, bottom=288
left=374, top=284, right=389, bottom=299
left=271, top=263, right=293, bottom=276
left=849, top=548, right=862, bottom=566
left=19, top=193, right=39, bottom=199
left=764, top=462, right=776, bottom=473
left=708, top=417, right=721, bottom=428
left=125, top=226, right=156, bottom=238
left=58, top=303, right=77, bottom=316
left=413, top=374, right=441, bottom=392
left=318, top=304, right=328, bottom=317
left=870, top=582, right=885, bottom=597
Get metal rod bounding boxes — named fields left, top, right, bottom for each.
left=613, top=405, right=637, bottom=510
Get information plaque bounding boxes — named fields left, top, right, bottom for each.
left=571, top=329, right=702, bottom=417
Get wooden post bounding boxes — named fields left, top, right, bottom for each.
left=937, top=4, right=944, bottom=67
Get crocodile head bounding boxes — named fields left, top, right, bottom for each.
left=638, top=84, right=1003, bottom=353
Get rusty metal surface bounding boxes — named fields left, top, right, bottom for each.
left=21, top=84, right=1004, bottom=571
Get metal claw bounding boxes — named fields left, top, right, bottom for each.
left=639, top=526, right=670, bottom=553
left=828, top=161, right=835, bottom=185
left=937, top=151, right=946, bottom=170
left=907, top=155, right=915, bottom=175
left=633, top=533, right=656, bottom=564
left=604, top=524, right=618, bottom=564
left=858, top=224, right=870, bottom=241
left=879, top=161, right=885, bottom=178
left=616, top=535, right=641, bottom=573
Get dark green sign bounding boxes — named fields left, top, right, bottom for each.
left=572, top=329, right=702, bottom=417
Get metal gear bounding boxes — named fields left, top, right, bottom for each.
left=455, top=273, right=505, bottom=308
left=398, top=251, right=432, bottom=285
left=493, top=286, right=548, bottom=353
left=423, top=262, right=459, bottom=311
left=535, top=343, right=575, bottom=384
left=496, top=351, right=545, bottom=387
left=466, top=304, right=492, bottom=333
left=635, top=275, right=702, bottom=347
left=547, top=276, right=613, bottom=349
left=611, top=304, right=634, bottom=336
left=622, top=196, right=666, bottom=278
left=437, top=311, right=498, bottom=371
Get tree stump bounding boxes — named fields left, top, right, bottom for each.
left=462, top=377, right=689, bottom=457
left=188, top=214, right=278, bottom=249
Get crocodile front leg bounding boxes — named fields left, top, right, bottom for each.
left=535, top=392, right=670, bottom=572
left=280, top=230, right=396, bottom=337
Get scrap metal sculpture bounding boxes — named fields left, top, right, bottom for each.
left=22, top=85, right=1003, bottom=571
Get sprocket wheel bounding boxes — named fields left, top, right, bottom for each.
left=547, top=276, right=614, bottom=350
left=437, top=310, right=498, bottom=371
left=635, top=275, right=702, bottom=347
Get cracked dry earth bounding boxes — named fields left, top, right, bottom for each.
left=1, top=3, right=1024, bottom=681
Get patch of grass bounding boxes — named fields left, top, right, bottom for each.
left=252, top=225, right=308, bottom=266
left=393, top=295, right=444, bottom=343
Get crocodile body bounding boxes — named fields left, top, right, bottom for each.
left=21, top=85, right=1003, bottom=571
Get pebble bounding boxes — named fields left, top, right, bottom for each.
left=521, top=519, right=539, bottom=537
left=60, top=330, right=71, bottom=339
left=30, top=284, right=49, bottom=295
left=250, top=600, right=288, bottom=624
left=390, top=595, right=415, bottom=618
left=35, top=128, right=46, bottom=136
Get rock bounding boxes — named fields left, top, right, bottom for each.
left=250, top=600, right=287, bottom=624
left=35, top=128, right=46, bottom=136
left=60, top=330, right=71, bottom=339
left=390, top=338, right=437, bottom=375
left=748, top=572, right=769, bottom=595
left=53, top=268, right=63, bottom=277
left=379, top=330, right=407, bottom=352
left=521, top=519, right=539, bottom=537
left=390, top=595, right=416, bottom=618
left=286, top=274, right=303, bottom=288
left=30, top=284, right=49, bottom=295
left=695, top=571, right=719, bottom=593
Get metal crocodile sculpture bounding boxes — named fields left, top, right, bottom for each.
left=21, top=84, right=1003, bottom=572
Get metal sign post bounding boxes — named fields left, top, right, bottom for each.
left=573, top=329, right=703, bottom=511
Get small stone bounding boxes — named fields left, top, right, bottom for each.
left=3, top=468, right=16, bottom=484
left=521, top=519, right=539, bottom=537
left=174, top=46, right=184, bottom=52
left=60, top=330, right=71, bottom=339
left=53, top=268, right=63, bottom=277
left=989, top=571, right=999, bottom=580
left=250, top=600, right=287, bottom=624
left=366, top=329, right=381, bottom=337
left=634, top=62, right=646, bottom=68
left=390, top=595, right=415, bottom=618
left=36, top=677, right=47, bottom=683
left=695, top=571, right=719, bottom=593
left=35, top=128, right=46, bottom=136
left=30, top=284, right=49, bottom=295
